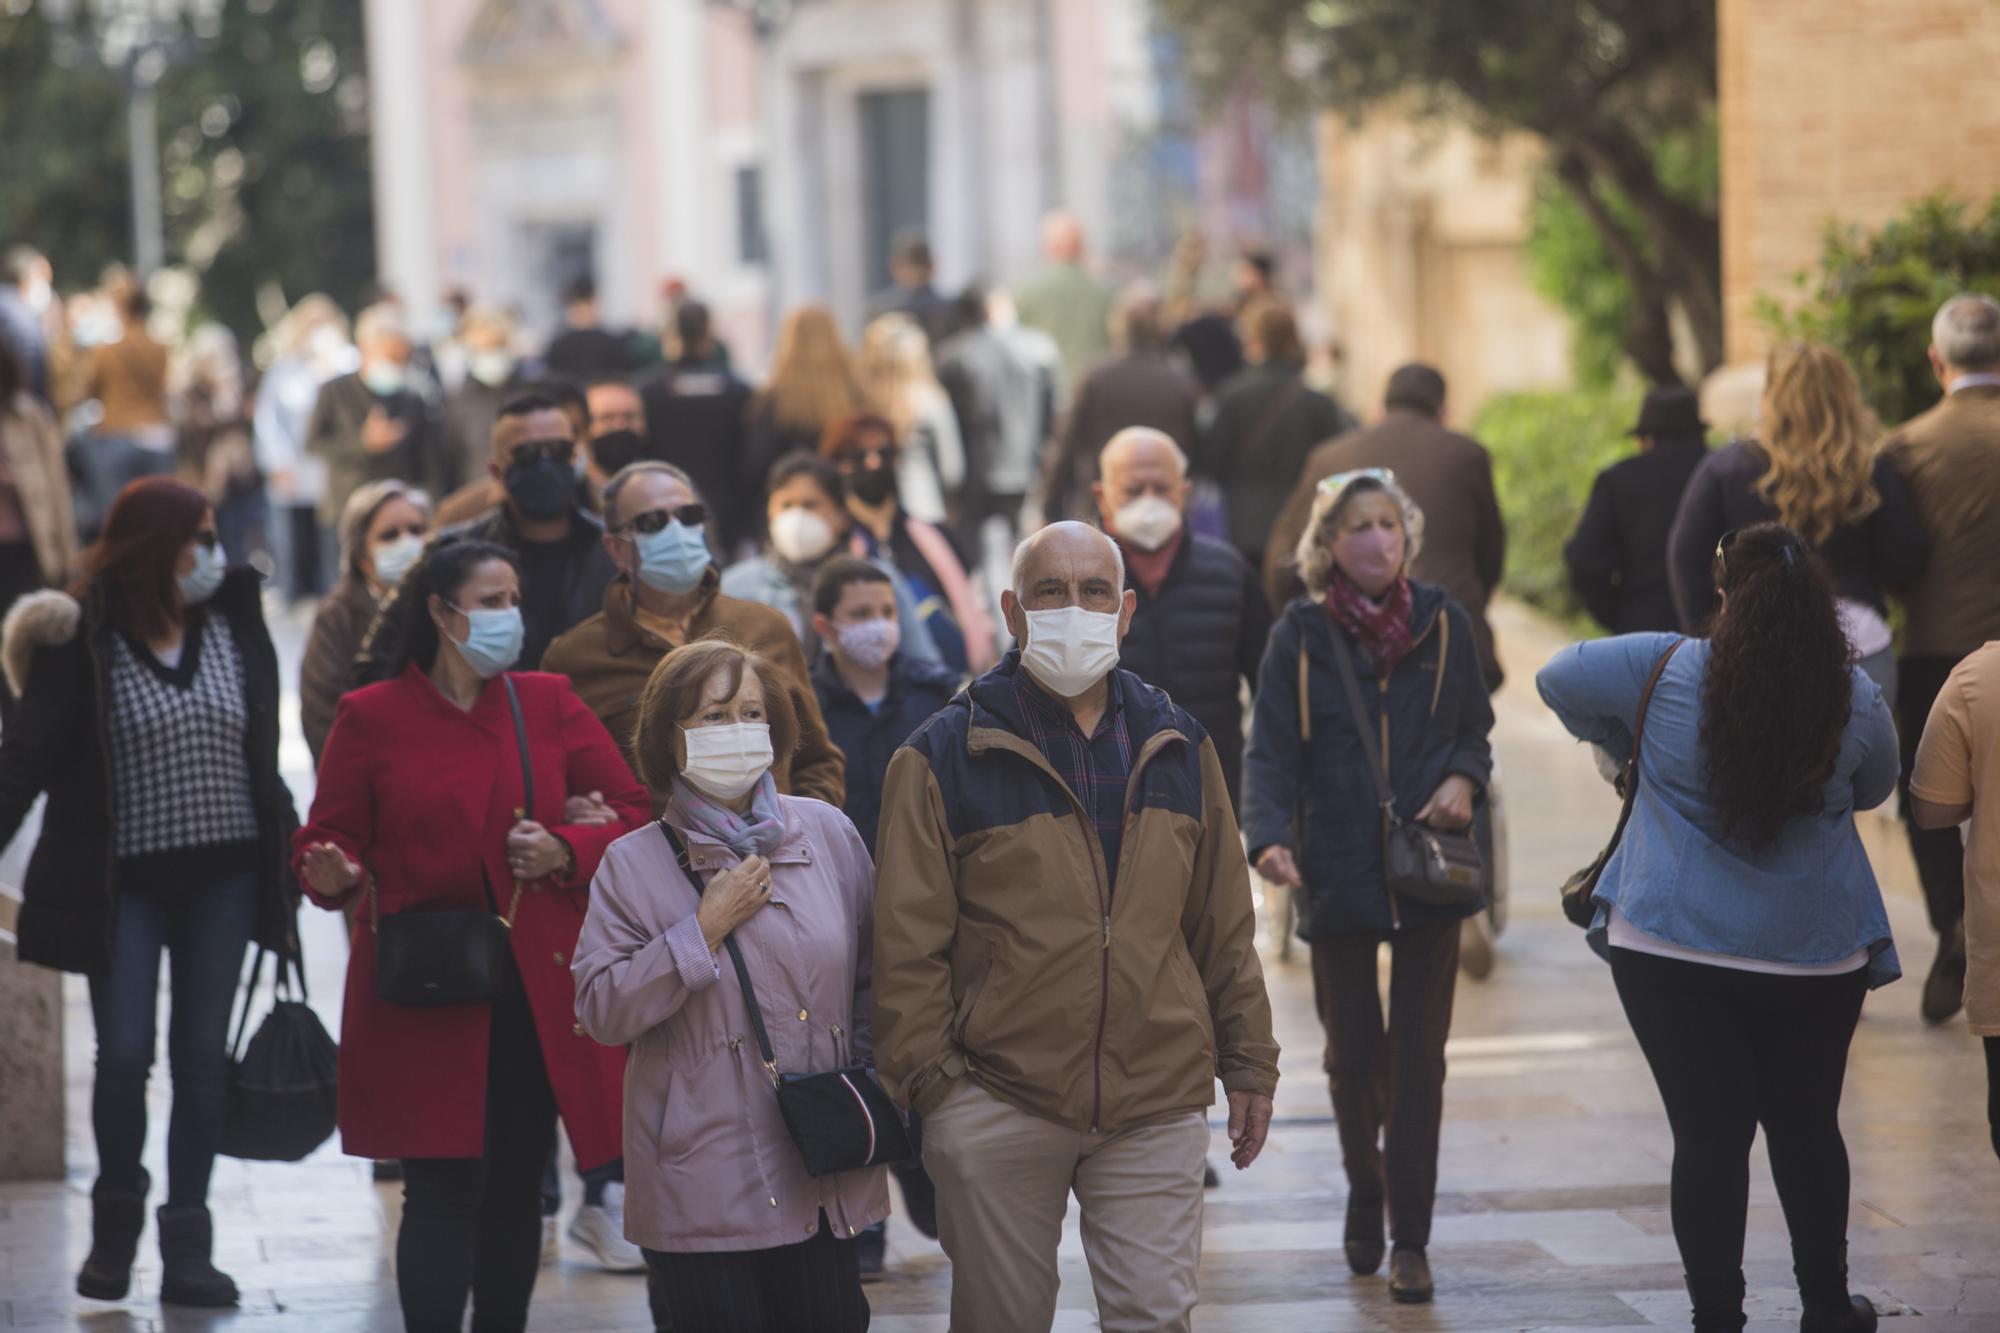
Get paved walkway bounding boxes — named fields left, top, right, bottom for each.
left=3, top=599, right=1997, bottom=1331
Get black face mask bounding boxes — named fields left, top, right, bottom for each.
left=591, top=429, right=647, bottom=477
left=848, top=466, right=898, bottom=507
left=505, top=455, right=578, bottom=521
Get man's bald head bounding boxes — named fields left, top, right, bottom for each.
left=1094, top=430, right=1189, bottom=547
left=1012, top=521, right=1124, bottom=602
left=1042, top=210, right=1086, bottom=264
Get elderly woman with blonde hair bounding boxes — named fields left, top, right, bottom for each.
left=573, top=636, right=888, bottom=1332
left=1241, top=469, right=1494, bottom=1306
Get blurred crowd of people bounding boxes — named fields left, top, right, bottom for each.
left=4, top=210, right=1999, bottom=1333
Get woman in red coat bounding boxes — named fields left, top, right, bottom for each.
left=294, top=536, right=648, bottom=1333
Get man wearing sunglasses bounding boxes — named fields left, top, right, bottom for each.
left=541, top=460, right=846, bottom=806
left=444, top=392, right=616, bottom=670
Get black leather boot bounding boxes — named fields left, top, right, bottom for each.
left=1343, top=1191, right=1385, bottom=1275
left=1388, top=1246, right=1434, bottom=1304
left=1796, top=1241, right=1877, bottom=1332
left=76, top=1168, right=150, bottom=1301
left=1686, top=1270, right=1748, bottom=1332
left=157, top=1204, right=239, bottom=1308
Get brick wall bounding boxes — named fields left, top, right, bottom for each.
left=1721, top=0, right=2000, bottom=361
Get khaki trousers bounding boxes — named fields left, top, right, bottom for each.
left=921, top=1077, right=1209, bottom=1333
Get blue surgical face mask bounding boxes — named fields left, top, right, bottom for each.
left=632, top=522, right=711, bottom=594
left=361, top=362, right=408, bottom=396
left=369, top=533, right=424, bottom=588
left=177, top=542, right=226, bottom=606
left=447, top=604, right=523, bottom=679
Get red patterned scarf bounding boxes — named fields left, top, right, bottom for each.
left=1324, top=570, right=1416, bottom=674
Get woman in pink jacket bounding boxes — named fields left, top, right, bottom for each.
left=573, top=637, right=888, bottom=1332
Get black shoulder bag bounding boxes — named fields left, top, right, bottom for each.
left=1559, top=640, right=1682, bottom=929
left=221, top=945, right=339, bottom=1161
left=371, top=675, right=532, bottom=1006
left=1325, top=616, right=1489, bottom=908
left=656, top=820, right=913, bottom=1177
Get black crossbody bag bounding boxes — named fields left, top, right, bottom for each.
left=1324, top=618, right=1489, bottom=908
left=657, top=820, right=913, bottom=1177
left=370, top=676, right=531, bottom=1006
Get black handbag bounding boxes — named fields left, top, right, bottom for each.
left=1560, top=640, right=1682, bottom=929
left=220, top=946, right=338, bottom=1162
left=657, top=821, right=914, bottom=1177
left=370, top=675, right=530, bottom=1006
left=1324, top=616, right=1489, bottom=908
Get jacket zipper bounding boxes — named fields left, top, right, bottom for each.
left=974, top=725, right=1182, bottom=1134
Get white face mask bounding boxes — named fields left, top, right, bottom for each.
left=369, top=532, right=424, bottom=588
left=1020, top=605, right=1121, bottom=699
left=1112, top=495, right=1183, bottom=552
left=680, top=722, right=775, bottom=802
left=468, top=349, right=515, bottom=387
left=769, top=507, right=838, bottom=565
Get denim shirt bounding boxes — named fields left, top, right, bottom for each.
left=1536, top=633, right=1902, bottom=988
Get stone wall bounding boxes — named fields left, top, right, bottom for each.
left=1720, top=0, right=2000, bottom=361
left=0, top=932, right=64, bottom=1181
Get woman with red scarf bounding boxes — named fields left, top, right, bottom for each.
left=1242, top=469, right=1494, bottom=1306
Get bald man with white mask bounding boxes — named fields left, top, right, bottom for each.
left=1093, top=430, right=1272, bottom=807
left=872, top=520, right=1279, bottom=1333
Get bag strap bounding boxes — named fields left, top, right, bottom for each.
left=655, top=820, right=781, bottom=1083
left=1595, top=640, right=1686, bottom=866
left=226, top=946, right=310, bottom=1062
left=1327, top=627, right=1398, bottom=816
left=503, top=674, right=535, bottom=819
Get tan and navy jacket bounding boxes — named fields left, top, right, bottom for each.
left=872, top=655, right=1279, bottom=1133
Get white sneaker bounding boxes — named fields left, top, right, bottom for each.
left=540, top=1214, right=559, bottom=1267
left=567, top=1183, right=646, bottom=1273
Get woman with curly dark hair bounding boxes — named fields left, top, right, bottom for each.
left=1538, top=522, right=1900, bottom=1333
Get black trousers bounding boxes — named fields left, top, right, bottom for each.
left=1898, top=654, right=1968, bottom=935
left=644, top=1215, right=869, bottom=1333
left=397, top=958, right=559, bottom=1333
left=1310, top=917, right=1461, bottom=1248
left=1610, top=947, right=1867, bottom=1310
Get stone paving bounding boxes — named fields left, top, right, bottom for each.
left=3, top=599, right=1997, bottom=1331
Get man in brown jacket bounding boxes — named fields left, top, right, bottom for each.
left=1264, top=363, right=1506, bottom=689
left=541, top=460, right=845, bottom=805
left=1882, top=293, right=2000, bottom=1024
left=873, top=521, right=1278, bottom=1333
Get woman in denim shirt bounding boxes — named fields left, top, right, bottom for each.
left=1539, top=523, right=1898, bottom=1333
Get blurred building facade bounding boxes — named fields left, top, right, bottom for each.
left=1314, top=111, right=1572, bottom=419
left=1720, top=0, right=2000, bottom=361
left=362, top=0, right=1313, bottom=370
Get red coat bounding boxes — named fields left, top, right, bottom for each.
left=294, top=666, right=651, bottom=1166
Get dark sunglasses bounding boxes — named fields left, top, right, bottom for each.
left=619, top=504, right=706, bottom=536
left=509, top=438, right=575, bottom=469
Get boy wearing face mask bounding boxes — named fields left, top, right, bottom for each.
left=1093, top=427, right=1270, bottom=808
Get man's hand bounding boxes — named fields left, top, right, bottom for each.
left=1226, top=1090, right=1273, bottom=1170
left=360, top=405, right=409, bottom=456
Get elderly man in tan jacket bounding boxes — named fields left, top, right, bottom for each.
left=873, top=521, right=1279, bottom=1333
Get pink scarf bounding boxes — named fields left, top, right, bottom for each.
left=1324, top=570, right=1416, bottom=675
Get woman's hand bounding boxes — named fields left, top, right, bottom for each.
left=506, top=820, right=573, bottom=882
left=1415, top=775, right=1478, bottom=831
left=562, top=791, right=618, bottom=827
left=1255, top=845, right=1303, bottom=889
left=300, top=841, right=363, bottom=898
left=696, top=855, right=773, bottom=952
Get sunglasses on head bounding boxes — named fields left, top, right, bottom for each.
left=1713, top=528, right=1798, bottom=581
left=1316, top=466, right=1397, bottom=497
left=619, top=504, right=706, bottom=536
left=509, top=438, right=574, bottom=469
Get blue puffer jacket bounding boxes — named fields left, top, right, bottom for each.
left=1242, top=581, right=1494, bottom=937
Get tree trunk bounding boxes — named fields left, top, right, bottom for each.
left=1553, top=152, right=1683, bottom=386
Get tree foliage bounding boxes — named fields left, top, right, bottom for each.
left=1152, top=0, right=1722, bottom=385
left=1762, top=193, right=2000, bottom=427
left=0, top=0, right=374, bottom=345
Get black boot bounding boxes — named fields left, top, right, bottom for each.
left=156, top=1204, right=239, bottom=1308
left=1798, top=1242, right=1877, bottom=1333
left=1685, top=1271, right=1747, bottom=1332
left=1343, top=1191, right=1384, bottom=1275
left=76, top=1168, right=150, bottom=1301
left=1388, top=1246, right=1434, bottom=1304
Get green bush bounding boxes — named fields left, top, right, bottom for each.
left=1761, top=192, right=2000, bottom=426
left=1474, top=385, right=1641, bottom=626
